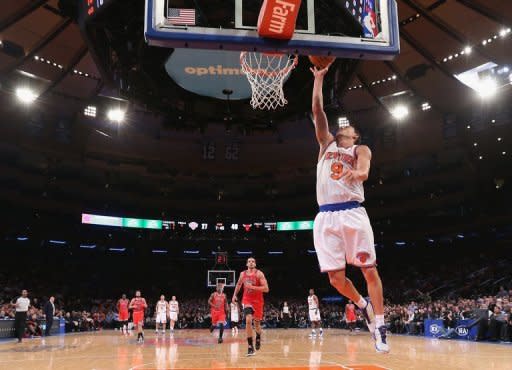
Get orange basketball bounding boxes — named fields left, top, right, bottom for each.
left=308, top=55, right=336, bottom=69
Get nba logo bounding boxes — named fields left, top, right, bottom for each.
left=362, top=0, right=379, bottom=38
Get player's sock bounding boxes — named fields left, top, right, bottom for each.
left=376, top=315, right=385, bottom=328
left=356, top=296, right=368, bottom=309
left=209, top=325, right=215, bottom=333
left=255, top=333, right=261, bottom=350
left=219, top=325, right=224, bottom=339
left=247, top=337, right=254, bottom=348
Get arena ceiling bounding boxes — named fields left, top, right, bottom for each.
left=0, top=0, right=511, bottom=125
left=0, top=0, right=510, bottom=220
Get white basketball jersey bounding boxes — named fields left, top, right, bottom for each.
left=156, top=300, right=167, bottom=314
left=316, top=142, right=365, bottom=205
left=308, top=295, right=318, bottom=310
left=169, top=300, right=179, bottom=312
left=230, top=303, right=239, bottom=320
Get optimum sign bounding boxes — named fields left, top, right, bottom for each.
left=165, top=49, right=251, bottom=100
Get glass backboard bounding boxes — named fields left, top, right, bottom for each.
left=145, top=0, right=399, bottom=60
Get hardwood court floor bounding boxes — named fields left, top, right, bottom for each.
left=0, top=329, right=510, bottom=370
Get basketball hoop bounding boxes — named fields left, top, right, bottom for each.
left=240, top=52, right=298, bottom=110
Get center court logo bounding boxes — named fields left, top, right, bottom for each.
left=429, top=324, right=441, bottom=334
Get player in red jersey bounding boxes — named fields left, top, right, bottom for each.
left=232, top=257, right=269, bottom=356
left=345, top=300, right=357, bottom=332
left=208, top=283, right=229, bottom=343
left=129, top=290, right=147, bottom=343
left=117, top=294, right=130, bottom=334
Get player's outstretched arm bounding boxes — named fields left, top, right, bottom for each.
left=128, top=299, right=135, bottom=309
left=310, top=66, right=334, bottom=152
left=208, top=293, right=215, bottom=307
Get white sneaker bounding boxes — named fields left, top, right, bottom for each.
left=374, top=326, right=390, bottom=353
left=308, top=333, right=316, bottom=338
left=361, top=301, right=376, bottom=334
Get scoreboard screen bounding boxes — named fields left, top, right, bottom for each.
left=81, top=0, right=114, bottom=20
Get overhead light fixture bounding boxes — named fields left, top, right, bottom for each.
left=80, top=244, right=97, bottom=249
left=466, top=125, right=471, bottom=129
left=338, top=116, right=350, bottom=127
left=109, top=248, right=126, bottom=252
left=421, top=102, right=431, bottom=111
left=476, top=77, right=498, bottom=99
left=497, top=137, right=502, bottom=141
left=473, top=142, right=478, bottom=146
left=479, top=155, right=483, bottom=160
left=464, top=46, right=472, bottom=54
left=15, top=87, right=38, bottom=104
left=390, top=105, right=409, bottom=120
left=84, top=105, right=97, bottom=117
left=502, top=152, right=507, bottom=155
left=107, top=108, right=125, bottom=123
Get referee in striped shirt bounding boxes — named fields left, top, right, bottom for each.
left=14, top=290, right=30, bottom=343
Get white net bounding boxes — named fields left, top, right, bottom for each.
left=240, top=52, right=298, bottom=110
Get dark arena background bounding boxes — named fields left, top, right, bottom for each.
left=0, top=0, right=511, bottom=369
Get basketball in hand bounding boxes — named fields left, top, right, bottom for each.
left=308, top=55, right=336, bottom=69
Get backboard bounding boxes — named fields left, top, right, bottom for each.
left=145, top=0, right=399, bottom=60
left=207, top=270, right=236, bottom=288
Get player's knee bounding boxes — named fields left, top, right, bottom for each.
left=362, top=266, right=380, bottom=284
left=328, top=272, right=345, bottom=290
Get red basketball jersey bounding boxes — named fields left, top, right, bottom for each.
left=211, top=293, right=226, bottom=313
left=241, top=270, right=264, bottom=305
left=131, top=298, right=145, bottom=313
left=118, top=299, right=129, bottom=313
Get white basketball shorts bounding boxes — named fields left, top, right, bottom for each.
left=313, top=206, right=376, bottom=272
left=156, top=312, right=167, bottom=324
left=309, top=308, right=321, bottom=322
left=169, top=312, right=178, bottom=321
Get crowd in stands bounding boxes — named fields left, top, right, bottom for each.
left=2, top=286, right=511, bottom=342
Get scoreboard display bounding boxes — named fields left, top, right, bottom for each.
left=81, top=0, right=114, bottom=20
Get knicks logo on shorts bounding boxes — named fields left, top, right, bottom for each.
left=356, top=252, right=370, bottom=264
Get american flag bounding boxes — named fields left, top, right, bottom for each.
left=167, top=8, right=196, bottom=25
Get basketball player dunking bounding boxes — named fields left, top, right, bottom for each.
left=308, top=289, right=323, bottom=338
left=168, top=296, right=179, bottom=333
left=155, top=295, right=169, bottom=335
left=208, top=284, right=229, bottom=343
left=230, top=301, right=240, bottom=336
left=232, top=257, right=269, bottom=356
left=117, top=294, right=130, bottom=334
left=310, top=65, right=389, bottom=353
left=129, top=291, right=147, bottom=343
